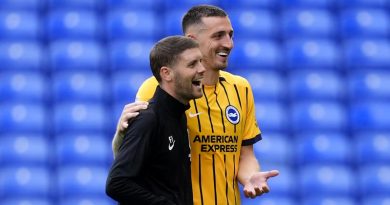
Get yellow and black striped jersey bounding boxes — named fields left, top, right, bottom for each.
left=136, top=70, right=262, bottom=205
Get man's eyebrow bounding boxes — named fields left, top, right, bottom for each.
left=187, top=59, right=198, bottom=66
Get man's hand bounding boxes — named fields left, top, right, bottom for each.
left=116, top=101, right=149, bottom=134
left=112, top=101, right=148, bottom=158
left=242, top=170, right=279, bottom=198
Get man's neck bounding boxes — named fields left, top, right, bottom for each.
left=202, top=69, right=220, bottom=86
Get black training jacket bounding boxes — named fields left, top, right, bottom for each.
left=106, top=86, right=193, bottom=205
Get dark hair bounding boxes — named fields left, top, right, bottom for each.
left=182, top=5, right=227, bottom=34
left=150, top=36, right=199, bottom=82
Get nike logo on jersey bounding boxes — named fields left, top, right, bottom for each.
left=168, top=136, right=175, bottom=150
left=188, top=112, right=202, bottom=118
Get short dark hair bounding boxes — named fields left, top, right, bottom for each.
left=182, top=5, right=227, bottom=34
left=150, top=36, right=199, bottom=82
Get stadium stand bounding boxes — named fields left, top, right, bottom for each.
left=1, top=0, right=390, bottom=204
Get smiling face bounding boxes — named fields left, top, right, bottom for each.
left=169, top=47, right=205, bottom=103
left=188, top=16, right=234, bottom=72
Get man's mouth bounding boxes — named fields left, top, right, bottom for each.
left=192, top=79, right=202, bottom=87
left=217, top=51, right=229, bottom=57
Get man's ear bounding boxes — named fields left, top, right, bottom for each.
left=186, top=33, right=197, bottom=40
left=160, top=66, right=173, bottom=82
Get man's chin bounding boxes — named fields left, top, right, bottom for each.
left=216, top=63, right=228, bottom=70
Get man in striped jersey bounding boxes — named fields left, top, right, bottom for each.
left=113, top=5, right=279, bottom=205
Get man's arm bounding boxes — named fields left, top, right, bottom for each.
left=107, top=113, right=174, bottom=205
left=237, top=145, right=279, bottom=198
left=113, top=76, right=159, bottom=158
left=112, top=101, right=148, bottom=158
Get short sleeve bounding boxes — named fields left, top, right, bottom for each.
left=136, top=76, right=158, bottom=102
left=242, top=79, right=262, bottom=145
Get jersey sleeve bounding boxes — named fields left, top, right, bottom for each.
left=136, top=76, right=159, bottom=102
left=241, top=78, right=262, bottom=146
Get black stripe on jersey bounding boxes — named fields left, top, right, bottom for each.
left=212, top=154, right=218, bottom=205
left=233, top=84, right=242, bottom=109
left=192, top=99, right=202, bottom=132
left=233, top=154, right=237, bottom=205
left=245, top=87, right=248, bottom=111
left=202, top=85, right=214, bottom=132
left=242, top=134, right=262, bottom=146
left=198, top=154, right=204, bottom=205
left=224, top=154, right=229, bottom=205
left=214, top=84, right=226, bottom=133
left=219, top=81, right=231, bottom=105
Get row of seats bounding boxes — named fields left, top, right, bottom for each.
left=1, top=100, right=389, bottom=134
left=2, top=39, right=390, bottom=71
left=2, top=0, right=390, bottom=10
left=1, top=9, right=389, bottom=40
left=254, top=132, right=390, bottom=165
left=2, top=70, right=389, bottom=103
left=2, top=132, right=388, bottom=166
left=0, top=165, right=111, bottom=204
left=1, top=163, right=389, bottom=204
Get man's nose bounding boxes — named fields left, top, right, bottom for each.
left=222, top=35, right=233, bottom=49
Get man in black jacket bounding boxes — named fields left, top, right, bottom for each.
left=106, top=36, right=205, bottom=205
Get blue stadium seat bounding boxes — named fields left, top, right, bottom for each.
left=0, top=71, right=48, bottom=102
left=163, top=0, right=219, bottom=9
left=282, top=9, right=336, bottom=38
left=348, top=70, right=390, bottom=100
left=349, top=101, right=390, bottom=131
left=106, top=0, right=157, bottom=9
left=0, top=103, right=47, bottom=134
left=108, top=40, right=153, bottom=71
left=0, top=0, right=44, bottom=10
left=52, top=71, right=107, bottom=103
left=355, top=132, right=390, bottom=164
left=227, top=10, right=278, bottom=38
left=291, top=101, right=347, bottom=132
left=57, top=165, right=108, bottom=198
left=299, top=165, right=356, bottom=197
left=220, top=0, right=277, bottom=9
left=53, top=103, right=107, bottom=134
left=285, top=39, right=340, bottom=69
left=0, top=198, right=52, bottom=205
left=253, top=133, right=293, bottom=165
left=362, top=196, right=390, bottom=205
left=242, top=196, right=297, bottom=205
left=344, top=39, right=390, bottom=69
left=302, top=196, right=357, bottom=205
left=289, top=70, right=345, bottom=100
left=234, top=70, right=286, bottom=101
left=163, top=9, right=186, bottom=36
left=0, top=134, right=50, bottom=165
left=106, top=10, right=158, bottom=40
left=55, top=133, right=110, bottom=165
left=340, top=9, right=389, bottom=38
left=359, top=165, right=390, bottom=197
left=229, top=39, right=282, bottom=70
left=59, top=197, right=115, bottom=205
left=0, top=11, right=41, bottom=40
left=111, top=70, right=152, bottom=105
left=0, top=41, right=45, bottom=71
left=295, top=132, right=351, bottom=165
left=49, top=40, right=106, bottom=71
left=0, top=166, right=52, bottom=198
left=47, top=0, right=104, bottom=10
left=338, top=0, right=388, bottom=8
left=280, top=0, right=335, bottom=8
left=46, top=10, right=102, bottom=40
left=239, top=164, right=296, bottom=201
left=262, top=165, right=296, bottom=197
left=255, top=101, right=288, bottom=132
